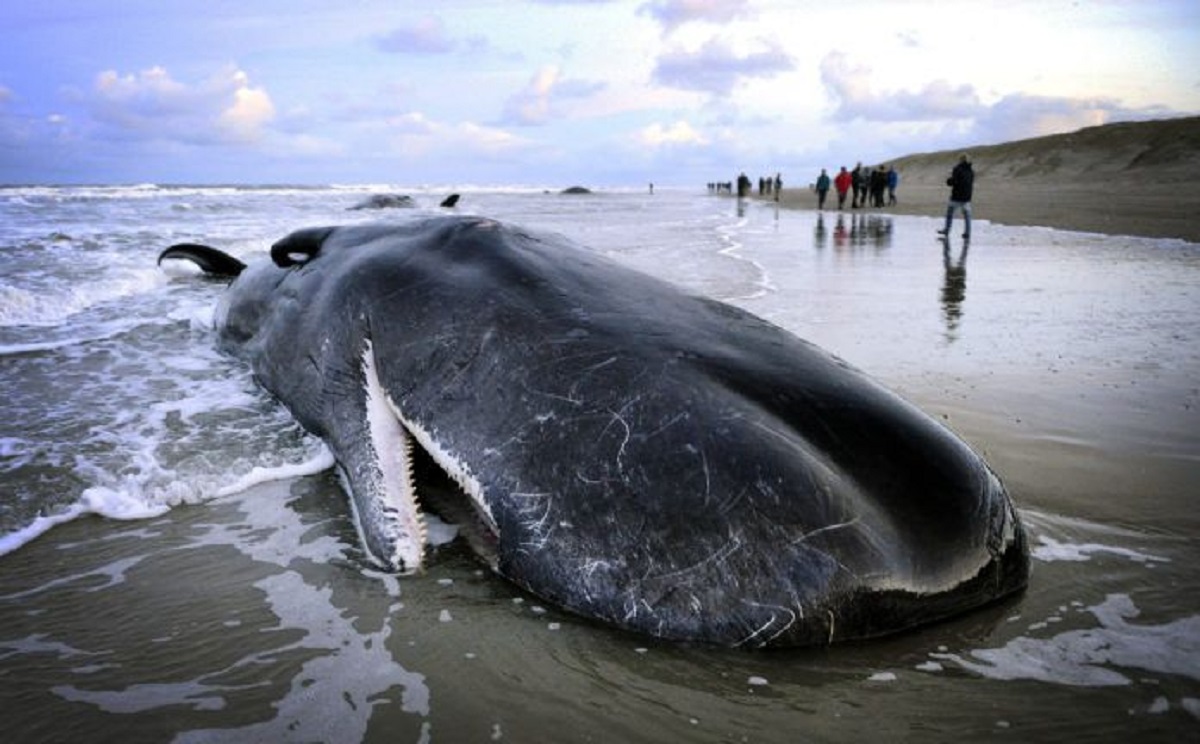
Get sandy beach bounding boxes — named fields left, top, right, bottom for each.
left=767, top=182, right=1200, bottom=243
left=765, top=116, right=1200, bottom=243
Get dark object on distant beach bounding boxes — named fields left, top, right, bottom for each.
left=157, top=215, right=1029, bottom=648
left=348, top=194, right=416, bottom=210
left=561, top=186, right=592, bottom=194
left=440, top=194, right=461, bottom=208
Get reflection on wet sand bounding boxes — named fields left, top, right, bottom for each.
left=941, top=239, right=969, bottom=342
left=830, top=213, right=893, bottom=249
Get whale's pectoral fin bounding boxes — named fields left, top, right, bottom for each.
left=439, top=193, right=461, bottom=208
left=157, top=243, right=247, bottom=277
left=326, top=340, right=427, bottom=573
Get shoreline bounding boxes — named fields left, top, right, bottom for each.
left=754, top=182, right=1200, bottom=243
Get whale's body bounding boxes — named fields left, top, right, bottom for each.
left=161, top=215, right=1028, bottom=647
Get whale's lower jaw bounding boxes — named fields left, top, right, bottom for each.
left=349, top=341, right=424, bottom=573
left=351, top=341, right=497, bottom=573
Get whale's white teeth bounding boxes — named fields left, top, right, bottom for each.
left=386, top=398, right=498, bottom=544
left=360, top=341, right=426, bottom=574
left=350, top=341, right=496, bottom=574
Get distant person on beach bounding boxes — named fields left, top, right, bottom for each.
left=737, top=172, right=751, bottom=198
left=851, top=163, right=864, bottom=208
left=834, top=166, right=852, bottom=210
left=938, top=154, right=975, bottom=239
left=815, top=169, right=831, bottom=210
left=887, top=166, right=899, bottom=205
left=869, top=166, right=887, bottom=207
left=774, top=173, right=782, bottom=201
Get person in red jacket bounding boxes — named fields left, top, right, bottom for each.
left=834, top=166, right=852, bottom=210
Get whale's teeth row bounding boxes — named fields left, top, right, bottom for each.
left=389, top=403, right=498, bottom=545
left=361, top=341, right=427, bottom=574
left=402, top=421, right=428, bottom=545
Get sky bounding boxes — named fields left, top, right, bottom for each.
left=1, top=0, right=1197, bottom=187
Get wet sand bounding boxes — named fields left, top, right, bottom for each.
left=763, top=182, right=1200, bottom=243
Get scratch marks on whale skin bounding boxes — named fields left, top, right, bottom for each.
left=522, top=351, right=619, bottom=407
left=600, top=534, right=749, bottom=628
left=510, top=490, right=556, bottom=553
left=641, top=533, right=745, bottom=585
left=599, top=395, right=641, bottom=472
left=645, top=411, right=688, bottom=439
left=714, top=484, right=749, bottom=516
left=737, top=600, right=801, bottom=647
left=439, top=327, right=494, bottom=393
left=623, top=597, right=655, bottom=623
left=523, top=387, right=584, bottom=407
left=793, top=517, right=862, bottom=544
left=679, top=442, right=713, bottom=506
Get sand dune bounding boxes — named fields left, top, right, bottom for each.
left=769, top=116, right=1200, bottom=242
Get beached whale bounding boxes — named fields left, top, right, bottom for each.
left=158, top=215, right=1029, bottom=647
left=348, top=194, right=415, bottom=210
left=348, top=193, right=461, bottom=210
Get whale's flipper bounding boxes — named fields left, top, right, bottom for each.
left=158, top=243, right=247, bottom=278
left=439, top=193, right=461, bottom=208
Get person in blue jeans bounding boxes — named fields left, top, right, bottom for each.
left=938, top=154, right=974, bottom=239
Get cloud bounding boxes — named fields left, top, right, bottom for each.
left=635, top=120, right=708, bottom=147
left=383, top=111, right=530, bottom=158
left=375, top=15, right=456, bottom=55
left=971, top=93, right=1172, bottom=144
left=653, top=38, right=793, bottom=97
left=640, top=0, right=755, bottom=33
left=818, top=51, right=1176, bottom=147
left=500, top=65, right=606, bottom=126
left=217, top=72, right=276, bottom=142
left=374, top=15, right=496, bottom=57
left=820, top=51, right=982, bottom=122
left=86, top=65, right=276, bottom=144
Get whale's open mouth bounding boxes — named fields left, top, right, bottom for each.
left=354, top=341, right=498, bottom=573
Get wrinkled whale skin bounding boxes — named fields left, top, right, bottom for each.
left=166, top=215, right=1029, bottom=647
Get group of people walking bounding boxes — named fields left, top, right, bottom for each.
left=709, top=152, right=974, bottom=241
left=707, top=173, right=783, bottom=199
left=814, top=163, right=899, bottom=211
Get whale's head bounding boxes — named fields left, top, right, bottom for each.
left=163, top=216, right=1029, bottom=647
left=209, top=220, right=509, bottom=575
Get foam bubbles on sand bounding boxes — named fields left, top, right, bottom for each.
left=931, top=593, right=1200, bottom=687
left=1033, top=535, right=1170, bottom=565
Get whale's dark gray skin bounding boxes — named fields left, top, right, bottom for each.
left=159, top=216, right=1029, bottom=647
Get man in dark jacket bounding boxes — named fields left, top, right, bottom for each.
left=938, top=154, right=974, bottom=239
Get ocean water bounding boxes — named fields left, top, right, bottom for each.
left=1, top=185, right=1198, bottom=742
